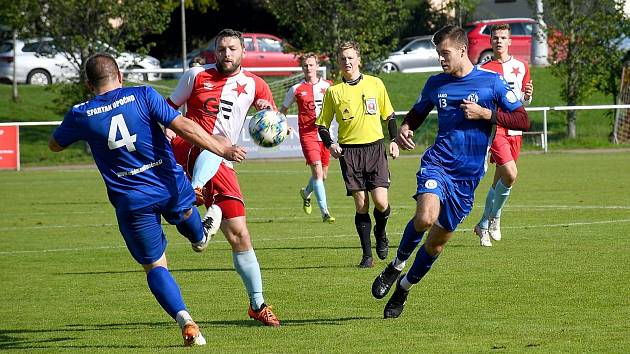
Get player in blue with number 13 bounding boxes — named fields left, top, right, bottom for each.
left=371, top=26, right=531, bottom=318
left=49, top=53, right=246, bottom=346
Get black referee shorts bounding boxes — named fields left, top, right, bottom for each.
left=339, top=139, right=390, bottom=196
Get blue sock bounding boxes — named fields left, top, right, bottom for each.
left=406, top=244, right=439, bottom=284
left=233, top=250, right=264, bottom=310
left=478, top=186, right=495, bottom=229
left=312, top=179, right=329, bottom=215
left=491, top=179, right=512, bottom=218
left=176, top=207, right=204, bottom=243
left=146, top=266, right=187, bottom=319
left=304, top=177, right=314, bottom=197
left=396, top=219, right=425, bottom=262
left=191, top=150, right=223, bottom=189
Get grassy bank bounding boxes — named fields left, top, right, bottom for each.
left=1, top=67, right=626, bottom=166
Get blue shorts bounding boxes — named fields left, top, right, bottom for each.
left=415, top=166, right=479, bottom=232
left=116, top=183, right=195, bottom=265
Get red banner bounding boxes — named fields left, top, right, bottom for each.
left=0, top=125, right=19, bottom=170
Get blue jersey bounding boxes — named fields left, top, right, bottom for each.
left=53, top=86, right=191, bottom=211
left=413, top=66, right=522, bottom=180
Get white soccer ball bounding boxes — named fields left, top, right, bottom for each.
left=248, top=109, right=288, bottom=148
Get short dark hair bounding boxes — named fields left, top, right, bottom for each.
left=300, top=52, right=319, bottom=65
left=490, top=23, right=512, bottom=36
left=85, top=53, right=119, bottom=87
left=432, top=25, right=468, bottom=48
left=215, top=29, right=244, bottom=48
left=338, top=41, right=360, bottom=57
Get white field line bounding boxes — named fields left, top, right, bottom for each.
left=1, top=218, right=630, bottom=256
left=2, top=204, right=630, bottom=217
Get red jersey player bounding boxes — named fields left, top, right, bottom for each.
left=475, top=23, right=534, bottom=247
left=167, top=29, right=280, bottom=327
left=280, top=54, right=335, bottom=223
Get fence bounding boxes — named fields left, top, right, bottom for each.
left=1, top=104, right=629, bottom=170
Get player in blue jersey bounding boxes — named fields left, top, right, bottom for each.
left=370, top=26, right=531, bottom=318
left=48, top=53, right=246, bottom=346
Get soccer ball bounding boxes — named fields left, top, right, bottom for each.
left=248, top=109, right=288, bottom=148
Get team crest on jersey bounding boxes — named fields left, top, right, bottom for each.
left=506, top=90, right=518, bottom=103
left=203, top=82, right=214, bottom=90
left=466, top=92, right=479, bottom=103
left=364, top=97, right=377, bottom=115
left=425, top=179, right=438, bottom=189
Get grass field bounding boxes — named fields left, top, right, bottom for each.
left=1, top=151, right=629, bottom=352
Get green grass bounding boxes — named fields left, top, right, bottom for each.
left=1, top=67, right=628, bottom=167
left=1, top=152, right=629, bottom=352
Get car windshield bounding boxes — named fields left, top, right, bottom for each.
left=394, top=38, right=416, bottom=52
left=463, top=25, right=476, bottom=34
left=0, top=42, right=12, bottom=53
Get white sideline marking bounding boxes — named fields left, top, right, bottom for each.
left=2, top=204, right=629, bottom=217
left=1, top=218, right=630, bottom=256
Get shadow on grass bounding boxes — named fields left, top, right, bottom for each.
left=59, top=263, right=370, bottom=275
left=0, top=315, right=374, bottom=349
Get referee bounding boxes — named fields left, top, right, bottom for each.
left=315, top=41, right=399, bottom=268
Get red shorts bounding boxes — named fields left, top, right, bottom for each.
left=171, top=136, right=245, bottom=219
left=489, top=132, right=522, bottom=166
left=300, top=139, right=330, bottom=167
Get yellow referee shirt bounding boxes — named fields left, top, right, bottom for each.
left=316, top=75, right=394, bottom=145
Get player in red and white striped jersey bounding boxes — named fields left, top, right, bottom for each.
left=475, top=23, right=534, bottom=247
left=167, top=29, right=280, bottom=327
left=280, top=54, right=335, bottom=223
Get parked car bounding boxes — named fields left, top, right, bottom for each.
left=465, top=18, right=537, bottom=64
left=0, top=38, right=161, bottom=85
left=380, top=35, right=441, bottom=73
left=200, top=33, right=300, bottom=76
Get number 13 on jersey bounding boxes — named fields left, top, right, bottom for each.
left=108, top=114, right=137, bottom=152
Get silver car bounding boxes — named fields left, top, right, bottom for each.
left=0, top=38, right=161, bottom=85
left=381, top=36, right=441, bottom=73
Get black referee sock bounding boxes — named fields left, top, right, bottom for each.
left=355, top=212, right=373, bottom=257
left=373, top=205, right=391, bottom=240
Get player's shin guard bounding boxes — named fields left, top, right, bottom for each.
left=491, top=179, right=512, bottom=218
left=312, top=179, right=329, bottom=215
left=355, top=213, right=373, bottom=257
left=191, top=150, right=223, bottom=190
left=396, top=219, right=425, bottom=263
left=233, top=250, right=264, bottom=311
left=405, top=244, right=438, bottom=285
left=304, top=177, right=315, bottom=197
left=147, top=266, right=187, bottom=319
left=478, top=186, right=495, bottom=229
left=176, top=207, right=204, bottom=243
left=373, top=205, right=391, bottom=238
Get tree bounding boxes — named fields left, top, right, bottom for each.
left=263, top=0, right=410, bottom=76
left=545, top=0, right=630, bottom=139
left=0, top=0, right=40, bottom=101
left=37, top=1, right=175, bottom=111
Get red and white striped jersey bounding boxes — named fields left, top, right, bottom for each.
left=481, top=56, right=531, bottom=136
left=282, top=78, right=332, bottom=140
left=168, top=64, right=276, bottom=145
left=481, top=56, right=530, bottom=104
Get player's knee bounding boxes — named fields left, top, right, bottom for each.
left=503, top=171, right=517, bottom=186
left=413, top=213, right=435, bottom=231
left=223, top=221, right=252, bottom=251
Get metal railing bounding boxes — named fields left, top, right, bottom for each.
left=3, top=104, right=630, bottom=155
left=394, top=104, right=630, bottom=153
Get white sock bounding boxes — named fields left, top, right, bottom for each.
left=392, top=257, right=406, bottom=271
left=176, top=310, right=193, bottom=329
left=399, top=275, right=414, bottom=291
